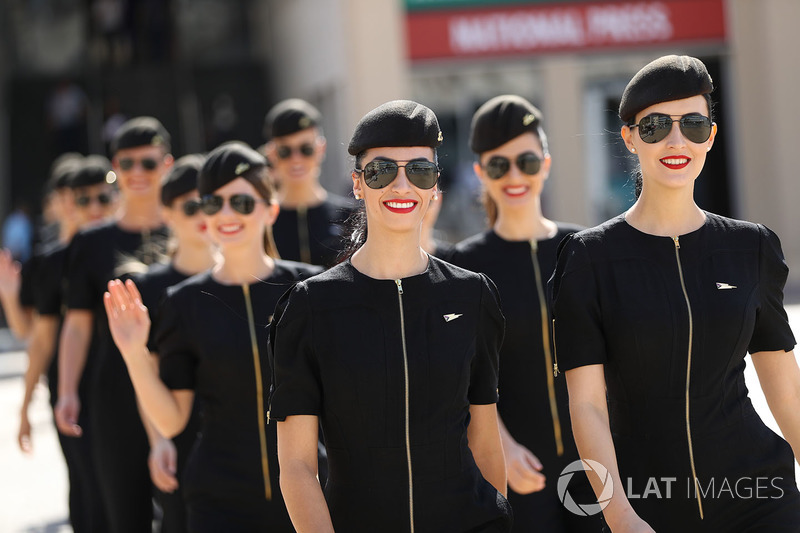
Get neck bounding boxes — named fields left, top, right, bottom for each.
left=116, top=198, right=163, bottom=231
left=351, top=229, right=428, bottom=280
left=420, top=227, right=437, bottom=255
left=171, top=243, right=216, bottom=276
left=212, top=246, right=275, bottom=285
left=625, top=185, right=705, bottom=236
left=279, top=180, right=327, bottom=208
left=493, top=198, right=555, bottom=241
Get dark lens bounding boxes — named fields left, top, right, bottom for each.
left=363, top=160, right=399, bottom=189
left=75, top=196, right=90, bottom=207
left=485, top=156, right=511, bottom=180
left=679, top=115, right=712, bottom=143
left=119, top=158, right=134, bottom=171
left=276, top=146, right=292, bottom=159
left=182, top=200, right=201, bottom=216
left=637, top=115, right=672, bottom=144
left=404, top=161, right=439, bottom=189
left=516, top=153, right=543, bottom=175
left=97, top=194, right=112, bottom=205
left=299, top=144, right=315, bottom=157
left=230, top=194, right=257, bottom=215
left=141, top=158, right=158, bottom=171
left=201, top=195, right=223, bottom=215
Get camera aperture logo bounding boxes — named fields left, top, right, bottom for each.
left=558, top=459, right=613, bottom=516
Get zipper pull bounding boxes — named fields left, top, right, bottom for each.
left=553, top=364, right=560, bottom=377
left=552, top=319, right=560, bottom=377
left=266, top=411, right=271, bottom=425
left=672, top=236, right=680, bottom=249
left=529, top=239, right=538, bottom=253
left=395, top=279, right=403, bottom=295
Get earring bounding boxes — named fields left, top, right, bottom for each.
left=354, top=193, right=361, bottom=200
left=432, top=193, right=439, bottom=201
left=631, top=148, right=636, bottom=153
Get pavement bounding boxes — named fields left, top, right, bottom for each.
left=1, top=307, right=800, bottom=532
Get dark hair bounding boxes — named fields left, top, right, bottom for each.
left=629, top=94, right=714, bottom=198
left=238, top=166, right=281, bottom=259
left=480, top=126, right=548, bottom=227
left=339, top=149, right=439, bottom=262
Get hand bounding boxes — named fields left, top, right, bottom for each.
left=609, top=511, right=656, bottom=533
left=149, top=437, right=179, bottom=493
left=18, top=409, right=32, bottom=453
left=54, top=393, right=82, bottom=437
left=0, top=249, right=21, bottom=298
left=504, top=440, right=546, bottom=494
left=104, top=279, right=151, bottom=360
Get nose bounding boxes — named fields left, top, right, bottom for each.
left=665, top=120, right=687, bottom=147
left=390, top=167, right=413, bottom=193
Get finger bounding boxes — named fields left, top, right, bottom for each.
left=126, top=279, right=145, bottom=308
left=117, top=279, right=135, bottom=309
left=108, top=280, right=126, bottom=311
left=18, top=433, right=32, bottom=454
left=523, top=452, right=543, bottom=471
left=103, top=292, right=117, bottom=320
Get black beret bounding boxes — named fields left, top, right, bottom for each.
left=619, top=55, right=713, bottom=124
left=47, top=152, right=83, bottom=191
left=264, top=99, right=321, bottom=140
left=161, top=154, right=204, bottom=206
left=348, top=100, right=442, bottom=156
left=198, top=141, right=267, bottom=196
left=469, top=95, right=543, bottom=154
left=110, top=116, right=171, bottom=154
left=69, top=155, right=113, bottom=189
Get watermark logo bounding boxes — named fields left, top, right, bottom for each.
left=557, top=459, right=614, bottom=516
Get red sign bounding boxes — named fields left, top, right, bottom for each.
left=406, top=0, right=726, bottom=61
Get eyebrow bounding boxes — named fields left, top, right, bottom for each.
left=371, top=156, right=431, bottom=163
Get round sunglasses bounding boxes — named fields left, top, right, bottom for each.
left=180, top=199, right=203, bottom=216
left=276, top=143, right=315, bottom=159
left=200, top=194, right=262, bottom=215
left=75, top=193, right=113, bottom=207
left=355, top=159, right=440, bottom=190
left=483, top=152, right=543, bottom=180
left=630, top=113, right=713, bottom=144
left=118, top=157, right=159, bottom=172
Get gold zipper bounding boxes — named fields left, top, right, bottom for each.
left=297, top=205, right=311, bottom=264
left=530, top=240, right=564, bottom=457
left=672, top=236, right=703, bottom=520
left=242, top=284, right=273, bottom=501
left=395, top=279, right=415, bottom=533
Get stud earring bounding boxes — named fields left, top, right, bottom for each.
left=354, top=193, right=361, bottom=200
left=631, top=148, right=636, bottom=153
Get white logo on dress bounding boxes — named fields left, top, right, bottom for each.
left=443, top=313, right=462, bottom=322
left=716, top=282, right=737, bottom=290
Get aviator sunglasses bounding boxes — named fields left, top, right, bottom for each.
left=200, top=194, right=262, bottom=215
left=118, top=157, right=159, bottom=171
left=276, top=143, right=315, bottom=159
left=355, top=159, right=440, bottom=190
left=483, top=152, right=543, bottom=180
left=180, top=199, right=203, bottom=216
left=75, top=193, right=113, bottom=207
left=630, top=113, right=713, bottom=144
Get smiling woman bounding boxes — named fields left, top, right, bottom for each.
left=269, top=100, right=512, bottom=533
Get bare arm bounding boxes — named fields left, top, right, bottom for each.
left=497, top=414, right=545, bottom=494
left=468, top=403, right=507, bottom=496
left=566, top=364, right=655, bottom=533
left=278, top=415, right=333, bottom=533
left=105, top=279, right=194, bottom=438
left=18, top=314, right=58, bottom=452
left=752, top=349, right=800, bottom=465
left=55, top=309, right=93, bottom=436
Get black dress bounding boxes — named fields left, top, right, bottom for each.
left=451, top=227, right=602, bottom=532
left=33, top=241, right=108, bottom=533
left=135, top=262, right=202, bottom=533
left=272, top=194, right=354, bottom=267
left=550, top=212, right=800, bottom=531
left=269, top=256, right=513, bottom=533
left=153, top=260, right=321, bottom=533
left=65, top=221, right=169, bottom=533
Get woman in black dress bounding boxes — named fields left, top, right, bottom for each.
left=270, top=100, right=511, bottom=532
left=106, top=141, right=319, bottom=532
left=450, top=95, right=598, bottom=532
left=551, top=55, right=800, bottom=532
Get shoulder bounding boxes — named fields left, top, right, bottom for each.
left=553, top=221, right=585, bottom=240
left=71, top=221, right=117, bottom=247
left=272, top=259, right=324, bottom=282
left=702, top=212, right=765, bottom=247
left=164, top=270, right=213, bottom=301
left=429, top=255, right=495, bottom=295
left=453, top=230, right=493, bottom=254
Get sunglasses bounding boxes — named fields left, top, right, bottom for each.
left=180, top=199, right=202, bottom=216
left=200, top=194, right=262, bottom=215
left=75, top=193, right=113, bottom=207
left=483, top=152, right=543, bottom=180
left=276, top=143, right=315, bottom=159
left=118, top=157, right=159, bottom=171
left=630, top=113, right=713, bottom=144
left=355, top=159, right=440, bottom=190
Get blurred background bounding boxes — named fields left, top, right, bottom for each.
left=0, top=0, right=798, bottom=281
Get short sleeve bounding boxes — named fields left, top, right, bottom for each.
left=267, top=283, right=322, bottom=420
left=154, top=290, right=197, bottom=390
left=748, top=225, right=796, bottom=353
left=19, top=256, right=37, bottom=308
left=34, top=250, right=64, bottom=316
left=468, top=274, right=504, bottom=405
left=64, top=232, right=98, bottom=310
left=550, top=234, right=608, bottom=370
